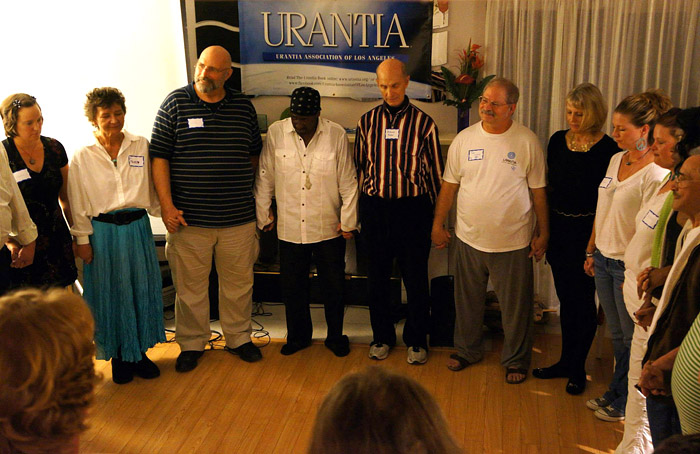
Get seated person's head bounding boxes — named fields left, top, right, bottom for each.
left=653, top=434, right=700, bottom=453
left=0, top=289, right=96, bottom=454
left=308, top=366, right=462, bottom=454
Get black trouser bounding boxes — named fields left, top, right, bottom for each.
left=279, top=236, right=346, bottom=344
left=0, top=246, right=10, bottom=296
left=546, top=211, right=598, bottom=379
left=359, top=194, right=432, bottom=349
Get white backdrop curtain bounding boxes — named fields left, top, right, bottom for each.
left=485, top=0, right=700, bottom=141
left=483, top=0, right=700, bottom=308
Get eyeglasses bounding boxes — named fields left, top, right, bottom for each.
left=195, top=62, right=229, bottom=74
left=673, top=171, right=698, bottom=186
left=478, top=96, right=510, bottom=108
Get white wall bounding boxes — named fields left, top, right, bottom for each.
left=0, top=0, right=188, bottom=155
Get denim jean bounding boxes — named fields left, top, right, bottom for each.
left=647, top=396, right=681, bottom=447
left=594, top=250, right=634, bottom=413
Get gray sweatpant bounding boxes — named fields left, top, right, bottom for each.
left=453, top=238, right=534, bottom=369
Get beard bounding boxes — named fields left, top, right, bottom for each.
left=195, top=77, right=219, bottom=93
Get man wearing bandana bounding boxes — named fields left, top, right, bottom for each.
left=255, top=87, right=359, bottom=357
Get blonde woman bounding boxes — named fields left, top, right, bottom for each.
left=534, top=83, right=618, bottom=395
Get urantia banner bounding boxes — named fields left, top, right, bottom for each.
left=238, top=0, right=433, bottom=99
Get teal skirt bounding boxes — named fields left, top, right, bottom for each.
left=84, top=208, right=165, bottom=362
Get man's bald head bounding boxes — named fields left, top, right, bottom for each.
left=376, top=58, right=408, bottom=79
left=199, top=45, right=232, bottom=69
left=194, top=45, right=232, bottom=98
left=375, top=58, right=409, bottom=107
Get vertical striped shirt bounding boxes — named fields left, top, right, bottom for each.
left=354, top=98, right=443, bottom=203
left=150, top=84, right=262, bottom=228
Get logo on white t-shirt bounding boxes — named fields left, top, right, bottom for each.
left=502, top=151, right=517, bottom=169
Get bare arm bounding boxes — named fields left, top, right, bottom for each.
left=431, top=181, right=459, bottom=249
left=58, top=164, right=73, bottom=226
left=584, top=221, right=597, bottom=276
left=152, top=157, right=186, bottom=233
left=529, top=187, right=549, bottom=261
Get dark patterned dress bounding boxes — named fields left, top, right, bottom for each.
left=3, top=136, right=77, bottom=288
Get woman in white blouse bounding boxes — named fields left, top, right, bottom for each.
left=583, top=90, right=671, bottom=423
left=68, top=87, right=164, bottom=385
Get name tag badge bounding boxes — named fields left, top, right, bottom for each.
left=188, top=118, right=204, bottom=128
left=599, top=176, right=613, bottom=188
left=13, top=168, right=31, bottom=183
left=385, top=128, right=399, bottom=140
left=128, top=155, right=145, bottom=167
left=468, top=149, right=484, bottom=161
left=642, top=209, right=659, bottom=229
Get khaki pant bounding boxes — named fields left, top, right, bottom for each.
left=166, top=222, right=258, bottom=351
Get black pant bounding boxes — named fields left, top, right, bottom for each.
left=546, top=211, right=598, bottom=379
left=279, top=236, right=346, bottom=344
left=359, top=194, right=432, bottom=349
left=0, top=246, right=10, bottom=296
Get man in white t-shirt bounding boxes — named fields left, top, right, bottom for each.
left=432, top=77, right=548, bottom=384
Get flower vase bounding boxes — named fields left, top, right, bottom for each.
left=457, top=107, right=470, bottom=132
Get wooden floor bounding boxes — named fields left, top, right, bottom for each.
left=81, top=332, right=623, bottom=454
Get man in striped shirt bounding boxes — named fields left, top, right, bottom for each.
left=151, top=45, right=263, bottom=372
left=354, top=58, right=444, bottom=364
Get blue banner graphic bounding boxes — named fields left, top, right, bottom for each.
left=238, top=0, right=433, bottom=99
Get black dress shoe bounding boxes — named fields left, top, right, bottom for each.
left=112, top=358, right=134, bottom=384
left=324, top=335, right=350, bottom=357
left=226, top=342, right=262, bottom=363
left=280, top=340, right=312, bottom=356
left=133, top=353, right=160, bottom=379
left=175, top=350, right=204, bottom=373
left=532, top=363, right=567, bottom=379
left=566, top=376, right=586, bottom=395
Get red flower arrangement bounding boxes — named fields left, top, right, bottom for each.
left=440, top=40, right=494, bottom=111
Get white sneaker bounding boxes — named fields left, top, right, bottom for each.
left=368, top=342, right=390, bottom=360
left=407, top=346, right=427, bottom=364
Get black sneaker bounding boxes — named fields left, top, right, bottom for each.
left=133, top=353, right=160, bottom=379
left=175, top=350, right=204, bottom=373
left=226, top=342, right=262, bottom=363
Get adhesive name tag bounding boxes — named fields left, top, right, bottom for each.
left=188, top=118, right=204, bottom=128
left=468, top=149, right=484, bottom=161
left=13, top=168, right=31, bottom=183
left=642, top=209, right=659, bottom=229
left=129, top=155, right=145, bottom=167
left=385, top=128, right=399, bottom=140
left=599, top=177, right=613, bottom=188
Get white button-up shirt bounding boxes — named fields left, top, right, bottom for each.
left=255, top=117, right=358, bottom=244
left=0, top=142, right=37, bottom=245
left=67, top=131, right=160, bottom=244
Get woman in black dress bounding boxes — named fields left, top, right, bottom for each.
left=0, top=94, right=77, bottom=289
left=533, top=83, right=619, bottom=394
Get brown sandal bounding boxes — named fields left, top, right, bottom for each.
left=447, top=354, right=473, bottom=372
left=506, top=367, right=528, bottom=384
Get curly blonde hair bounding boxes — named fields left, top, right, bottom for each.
left=308, top=367, right=462, bottom=454
left=0, top=289, right=96, bottom=454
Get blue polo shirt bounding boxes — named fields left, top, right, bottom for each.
left=150, top=84, right=262, bottom=228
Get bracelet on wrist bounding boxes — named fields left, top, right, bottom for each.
left=585, top=251, right=594, bottom=258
